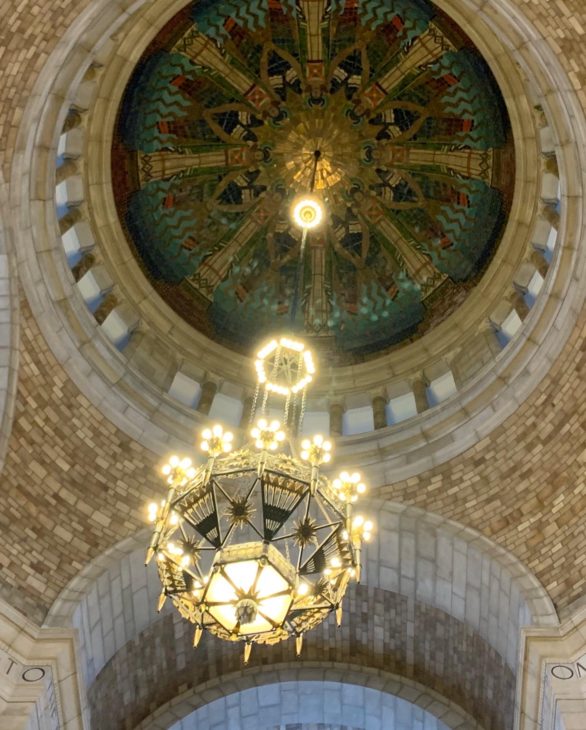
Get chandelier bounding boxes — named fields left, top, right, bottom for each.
left=146, top=335, right=373, bottom=663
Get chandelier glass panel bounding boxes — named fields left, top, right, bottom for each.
left=146, top=337, right=373, bottom=663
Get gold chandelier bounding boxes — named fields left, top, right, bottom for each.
left=146, top=336, right=373, bottom=663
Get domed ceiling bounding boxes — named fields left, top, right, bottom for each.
left=113, top=0, right=514, bottom=363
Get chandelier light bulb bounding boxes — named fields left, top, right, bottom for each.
left=291, top=194, right=324, bottom=230
left=251, top=418, right=285, bottom=452
left=301, top=433, right=335, bottom=468
left=333, top=470, right=366, bottom=502
left=200, top=425, right=233, bottom=456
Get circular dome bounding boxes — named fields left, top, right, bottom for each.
left=112, top=0, right=513, bottom=364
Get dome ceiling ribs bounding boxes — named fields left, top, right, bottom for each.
left=113, top=0, right=514, bottom=362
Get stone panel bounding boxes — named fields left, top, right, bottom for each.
left=86, top=586, right=514, bottom=730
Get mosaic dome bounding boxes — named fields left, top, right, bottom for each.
left=113, top=0, right=513, bottom=362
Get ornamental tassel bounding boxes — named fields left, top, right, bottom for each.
left=295, top=634, right=303, bottom=657
left=336, top=604, right=343, bottom=627
left=157, top=592, right=167, bottom=612
left=145, top=545, right=156, bottom=566
left=243, top=641, right=252, bottom=665
left=193, top=626, right=203, bottom=648
left=310, top=464, right=319, bottom=495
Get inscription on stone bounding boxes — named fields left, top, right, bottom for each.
left=549, top=653, right=586, bottom=680
left=0, top=649, right=46, bottom=683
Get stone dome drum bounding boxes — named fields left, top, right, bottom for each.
left=113, top=0, right=514, bottom=363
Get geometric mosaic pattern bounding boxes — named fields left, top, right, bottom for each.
left=114, top=0, right=513, bottom=360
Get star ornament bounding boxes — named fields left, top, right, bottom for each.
left=254, top=337, right=316, bottom=396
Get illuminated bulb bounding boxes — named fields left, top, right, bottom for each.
left=291, top=194, right=324, bottom=230
left=259, top=418, right=268, bottom=429
left=161, top=464, right=171, bottom=476
left=201, top=440, right=209, bottom=452
left=357, top=482, right=366, bottom=494
left=353, top=515, right=364, bottom=528
left=314, top=434, right=323, bottom=446
left=276, top=431, right=286, bottom=441
left=351, top=472, right=360, bottom=483
left=257, top=340, right=278, bottom=359
left=170, top=455, right=180, bottom=467
left=181, top=457, right=192, bottom=469
left=187, top=467, right=197, bottom=479
left=166, top=541, right=183, bottom=556
left=202, top=429, right=212, bottom=440
left=212, top=424, right=223, bottom=437
left=297, top=582, right=309, bottom=596
left=147, top=503, right=158, bottom=522
left=301, top=439, right=311, bottom=450
left=180, top=555, right=190, bottom=567
left=280, top=337, right=304, bottom=352
left=224, top=432, right=234, bottom=442
left=330, top=557, right=341, bottom=568
left=301, top=450, right=309, bottom=460
left=364, top=520, right=373, bottom=532
left=169, top=512, right=179, bottom=526
left=323, top=441, right=332, bottom=452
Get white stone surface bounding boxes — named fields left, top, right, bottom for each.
left=61, top=222, right=95, bottom=257
left=55, top=177, right=84, bottom=208
left=208, top=392, right=243, bottom=427
left=343, top=406, right=375, bottom=436
left=101, top=304, right=139, bottom=347
left=168, top=681, right=452, bottom=730
left=168, top=372, right=202, bottom=409
left=57, top=128, right=84, bottom=159
left=426, top=371, right=457, bottom=407
left=386, top=392, right=417, bottom=425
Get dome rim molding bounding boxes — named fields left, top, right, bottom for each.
left=134, top=665, right=483, bottom=730
left=11, top=0, right=586, bottom=482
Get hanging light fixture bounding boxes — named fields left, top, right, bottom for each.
left=146, top=335, right=373, bottom=663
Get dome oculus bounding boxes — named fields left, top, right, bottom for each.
left=113, top=0, right=514, bottom=361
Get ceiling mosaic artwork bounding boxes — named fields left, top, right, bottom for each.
left=113, top=0, right=514, bottom=362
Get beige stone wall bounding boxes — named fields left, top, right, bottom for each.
left=0, top=1, right=585, bottom=729
left=0, top=0, right=583, bottom=624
